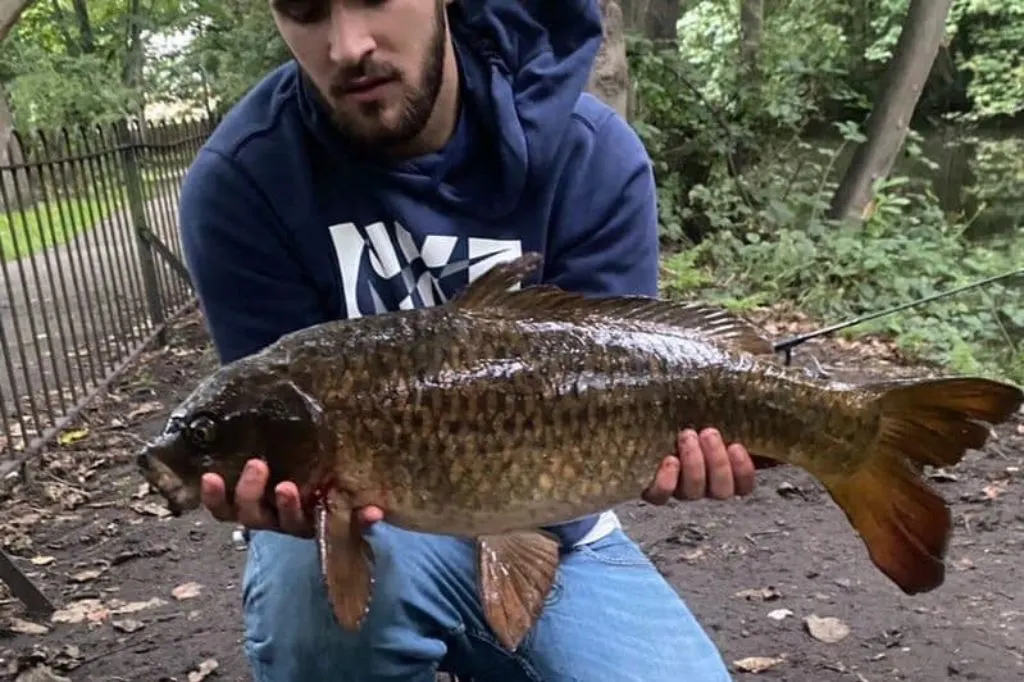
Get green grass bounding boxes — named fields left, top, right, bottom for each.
left=0, top=165, right=187, bottom=263
left=0, top=195, right=115, bottom=262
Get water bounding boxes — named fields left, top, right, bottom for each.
left=808, top=123, right=1024, bottom=241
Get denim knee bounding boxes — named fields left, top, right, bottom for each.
left=242, top=531, right=357, bottom=680
left=240, top=526, right=476, bottom=682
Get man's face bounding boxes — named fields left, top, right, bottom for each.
left=271, top=0, right=448, bottom=152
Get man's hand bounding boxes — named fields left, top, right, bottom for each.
left=643, top=428, right=756, bottom=504
left=200, top=460, right=383, bottom=537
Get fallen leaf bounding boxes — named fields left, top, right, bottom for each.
left=111, top=619, right=145, bottom=633
left=680, top=549, right=704, bottom=562
left=130, top=483, right=151, bottom=500
left=30, top=556, right=56, bottom=566
left=804, top=614, right=850, bottom=643
left=56, top=428, right=89, bottom=446
left=926, top=468, right=958, bottom=482
left=733, top=656, right=785, bottom=673
left=172, top=582, right=202, bottom=600
left=69, top=568, right=105, bottom=583
left=51, top=599, right=109, bottom=625
left=188, top=658, right=219, bottom=682
left=109, top=597, right=167, bottom=615
left=768, top=608, right=793, bottom=621
left=952, top=557, right=975, bottom=571
left=127, top=401, right=163, bottom=421
left=734, top=587, right=781, bottom=601
left=42, top=484, right=88, bottom=511
left=14, top=665, right=71, bottom=682
left=7, top=617, right=51, bottom=635
left=982, top=482, right=1007, bottom=500
left=129, top=501, right=171, bottom=518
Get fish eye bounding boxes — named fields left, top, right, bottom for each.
left=187, top=415, right=217, bottom=448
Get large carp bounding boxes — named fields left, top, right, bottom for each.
left=137, top=251, right=1023, bottom=651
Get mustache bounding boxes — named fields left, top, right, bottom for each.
left=328, top=60, right=401, bottom=95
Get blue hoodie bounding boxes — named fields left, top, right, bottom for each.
left=178, top=0, right=660, bottom=548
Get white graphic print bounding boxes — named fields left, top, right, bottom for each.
left=328, top=219, right=621, bottom=545
left=328, top=220, right=523, bottom=319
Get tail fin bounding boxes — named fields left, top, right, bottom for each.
left=822, top=377, right=1022, bottom=595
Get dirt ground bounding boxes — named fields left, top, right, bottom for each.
left=0, top=308, right=1021, bottom=681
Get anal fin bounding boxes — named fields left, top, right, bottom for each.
left=476, top=530, right=561, bottom=652
left=315, top=489, right=374, bottom=631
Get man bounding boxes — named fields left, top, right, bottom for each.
left=178, top=0, right=757, bottom=680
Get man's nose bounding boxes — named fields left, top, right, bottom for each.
left=327, top=7, right=376, bottom=66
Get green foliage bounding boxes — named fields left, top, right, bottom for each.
left=947, top=0, right=1024, bottom=120
left=0, top=0, right=284, bottom=129
left=145, top=0, right=291, bottom=116
left=1, top=0, right=1020, bottom=384
left=633, top=0, right=1024, bottom=383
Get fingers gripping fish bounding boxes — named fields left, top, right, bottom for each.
left=136, top=251, right=1024, bottom=652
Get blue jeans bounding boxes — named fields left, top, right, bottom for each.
left=241, top=523, right=732, bottom=681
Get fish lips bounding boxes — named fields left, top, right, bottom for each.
left=136, top=433, right=202, bottom=517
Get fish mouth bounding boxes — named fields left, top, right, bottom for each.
left=136, top=450, right=200, bottom=517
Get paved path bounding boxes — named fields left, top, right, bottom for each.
left=0, top=190, right=191, bottom=450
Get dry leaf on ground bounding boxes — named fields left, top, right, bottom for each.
left=734, top=587, right=781, bottom=601
left=129, top=501, right=172, bottom=518
left=109, top=597, right=167, bottom=615
left=14, top=665, right=71, bottom=682
left=68, top=568, right=106, bottom=583
left=51, top=599, right=110, bottom=625
left=127, top=401, right=164, bottom=421
left=733, top=656, right=785, bottom=673
left=111, top=619, right=145, bottom=633
left=172, top=582, right=202, bottom=600
left=187, top=658, right=219, bottom=682
left=804, top=614, right=850, bottom=643
left=6, top=618, right=51, bottom=635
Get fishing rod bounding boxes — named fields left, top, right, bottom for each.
left=772, top=267, right=1024, bottom=366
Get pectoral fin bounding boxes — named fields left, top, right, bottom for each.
left=314, top=489, right=374, bottom=631
left=476, top=530, right=561, bottom=652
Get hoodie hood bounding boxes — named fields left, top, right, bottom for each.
left=298, top=0, right=605, bottom=219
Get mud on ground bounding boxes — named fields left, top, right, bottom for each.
left=0, top=309, right=1021, bottom=681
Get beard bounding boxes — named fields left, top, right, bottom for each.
left=313, top=0, right=447, bottom=154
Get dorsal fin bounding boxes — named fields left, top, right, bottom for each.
left=451, top=252, right=776, bottom=357
left=452, top=252, right=546, bottom=308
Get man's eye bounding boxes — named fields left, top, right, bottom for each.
left=273, top=0, right=329, bottom=23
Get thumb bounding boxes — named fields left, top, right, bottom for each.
left=355, top=505, right=385, bottom=528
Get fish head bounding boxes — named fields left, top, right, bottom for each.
left=136, top=359, right=327, bottom=517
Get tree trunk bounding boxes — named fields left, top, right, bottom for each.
left=122, top=0, right=148, bottom=137
left=0, top=87, right=31, bottom=219
left=740, top=0, right=763, bottom=79
left=828, top=0, right=955, bottom=222
left=586, top=0, right=631, bottom=119
left=734, top=0, right=764, bottom=172
left=0, top=0, right=35, bottom=42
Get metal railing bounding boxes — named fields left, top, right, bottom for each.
left=0, top=115, right=217, bottom=469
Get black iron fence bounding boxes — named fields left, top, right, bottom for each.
left=0, top=115, right=217, bottom=470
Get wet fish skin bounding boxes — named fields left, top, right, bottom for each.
left=136, top=251, right=1024, bottom=653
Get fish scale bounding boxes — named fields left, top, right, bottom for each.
left=137, top=251, right=1024, bottom=655
left=314, top=312, right=853, bottom=534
